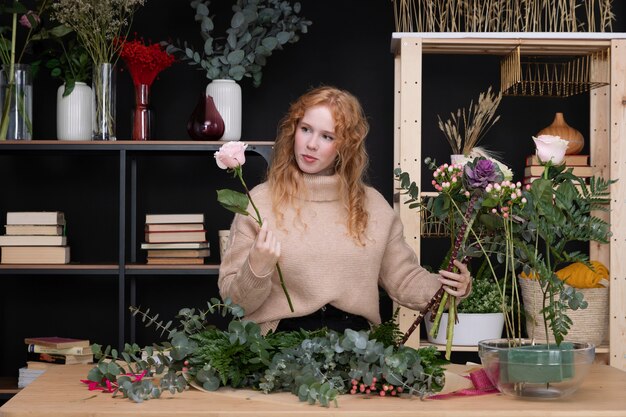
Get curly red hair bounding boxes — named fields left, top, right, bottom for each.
left=267, top=86, right=370, bottom=245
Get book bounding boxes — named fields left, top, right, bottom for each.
left=27, top=344, right=92, bottom=355
left=17, top=367, right=46, bottom=388
left=26, top=351, right=93, bottom=365
left=0, top=235, right=67, bottom=246
left=526, top=154, right=589, bottom=166
left=1, top=246, right=70, bottom=264
left=146, top=249, right=210, bottom=258
left=524, top=165, right=593, bottom=178
left=146, top=257, right=206, bottom=265
left=145, top=223, right=205, bottom=232
left=145, top=213, right=204, bottom=224
left=144, top=230, right=207, bottom=243
left=140, top=242, right=209, bottom=250
left=4, top=224, right=64, bottom=236
left=6, top=211, right=65, bottom=226
left=26, top=361, right=57, bottom=370
left=24, top=336, right=90, bottom=348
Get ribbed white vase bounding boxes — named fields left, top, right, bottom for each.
left=205, top=79, right=241, bottom=141
left=57, top=82, right=93, bottom=140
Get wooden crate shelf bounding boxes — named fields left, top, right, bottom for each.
left=392, top=33, right=626, bottom=370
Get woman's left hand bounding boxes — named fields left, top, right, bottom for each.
left=439, top=260, right=472, bottom=297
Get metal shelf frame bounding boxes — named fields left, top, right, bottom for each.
left=0, top=140, right=274, bottom=349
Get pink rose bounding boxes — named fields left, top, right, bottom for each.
left=215, top=141, right=248, bottom=169
left=19, top=11, right=40, bottom=29
left=532, top=135, right=568, bottom=165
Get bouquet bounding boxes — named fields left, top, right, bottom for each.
left=119, top=39, right=175, bottom=87
left=0, top=0, right=50, bottom=139
left=51, top=0, right=145, bottom=65
left=395, top=135, right=614, bottom=357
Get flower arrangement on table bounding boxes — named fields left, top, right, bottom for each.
left=119, top=38, right=176, bottom=140
left=395, top=134, right=614, bottom=357
left=0, top=0, right=51, bottom=140
left=84, top=299, right=447, bottom=405
left=51, top=0, right=146, bottom=139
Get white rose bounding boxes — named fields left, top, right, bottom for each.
left=532, top=135, right=568, bottom=165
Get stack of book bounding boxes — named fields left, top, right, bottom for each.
left=523, top=154, right=592, bottom=185
left=18, top=337, right=92, bottom=388
left=141, top=213, right=210, bottom=265
left=0, top=211, right=70, bottom=264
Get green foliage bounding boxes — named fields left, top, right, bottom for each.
left=42, top=32, right=92, bottom=96
left=166, top=0, right=312, bottom=87
left=513, top=169, right=615, bottom=344
left=258, top=330, right=447, bottom=406
left=457, top=259, right=506, bottom=314
left=369, top=307, right=404, bottom=347
left=88, top=299, right=447, bottom=406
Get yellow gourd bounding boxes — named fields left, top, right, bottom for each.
left=519, top=261, right=609, bottom=289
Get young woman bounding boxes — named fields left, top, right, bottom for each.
left=218, top=86, right=471, bottom=335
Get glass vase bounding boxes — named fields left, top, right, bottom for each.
left=187, top=93, right=225, bottom=140
left=131, top=83, right=153, bottom=141
left=0, top=64, right=33, bottom=140
left=92, top=63, right=116, bottom=140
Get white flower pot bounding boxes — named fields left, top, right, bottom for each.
left=206, top=79, right=241, bottom=141
left=425, top=312, right=505, bottom=346
left=56, top=82, right=93, bottom=141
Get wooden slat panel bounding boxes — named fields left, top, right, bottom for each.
left=395, top=38, right=423, bottom=349
left=609, top=39, right=626, bottom=371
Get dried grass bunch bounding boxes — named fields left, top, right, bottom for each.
left=393, top=0, right=615, bottom=33
left=437, top=87, right=502, bottom=156
left=52, top=0, right=145, bottom=64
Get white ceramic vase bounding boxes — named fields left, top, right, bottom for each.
left=57, top=82, right=93, bottom=140
left=425, top=312, right=505, bottom=346
left=205, top=79, right=241, bottom=141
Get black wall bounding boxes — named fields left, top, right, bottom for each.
left=1, top=0, right=625, bottom=378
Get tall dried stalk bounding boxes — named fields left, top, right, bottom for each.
left=395, top=0, right=614, bottom=33
left=437, top=87, right=502, bottom=155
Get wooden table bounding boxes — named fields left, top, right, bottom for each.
left=1, top=364, right=626, bottom=417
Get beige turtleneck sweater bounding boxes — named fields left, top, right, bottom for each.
left=218, top=174, right=443, bottom=335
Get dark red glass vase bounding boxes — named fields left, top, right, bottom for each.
left=131, top=83, right=153, bottom=141
left=187, top=93, right=225, bottom=140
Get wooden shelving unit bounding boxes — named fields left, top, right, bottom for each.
left=392, top=33, right=626, bottom=370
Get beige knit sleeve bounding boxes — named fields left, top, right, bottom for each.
left=218, top=213, right=273, bottom=316
left=378, top=215, right=443, bottom=311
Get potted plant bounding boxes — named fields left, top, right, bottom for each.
left=425, top=259, right=506, bottom=346
left=165, top=0, right=312, bottom=141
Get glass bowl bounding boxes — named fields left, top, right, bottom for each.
left=478, top=338, right=595, bottom=399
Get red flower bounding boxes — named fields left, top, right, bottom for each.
left=119, top=39, right=176, bottom=86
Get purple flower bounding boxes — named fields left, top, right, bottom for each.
left=464, top=158, right=502, bottom=189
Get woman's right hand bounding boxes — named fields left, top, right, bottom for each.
left=248, top=221, right=281, bottom=276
